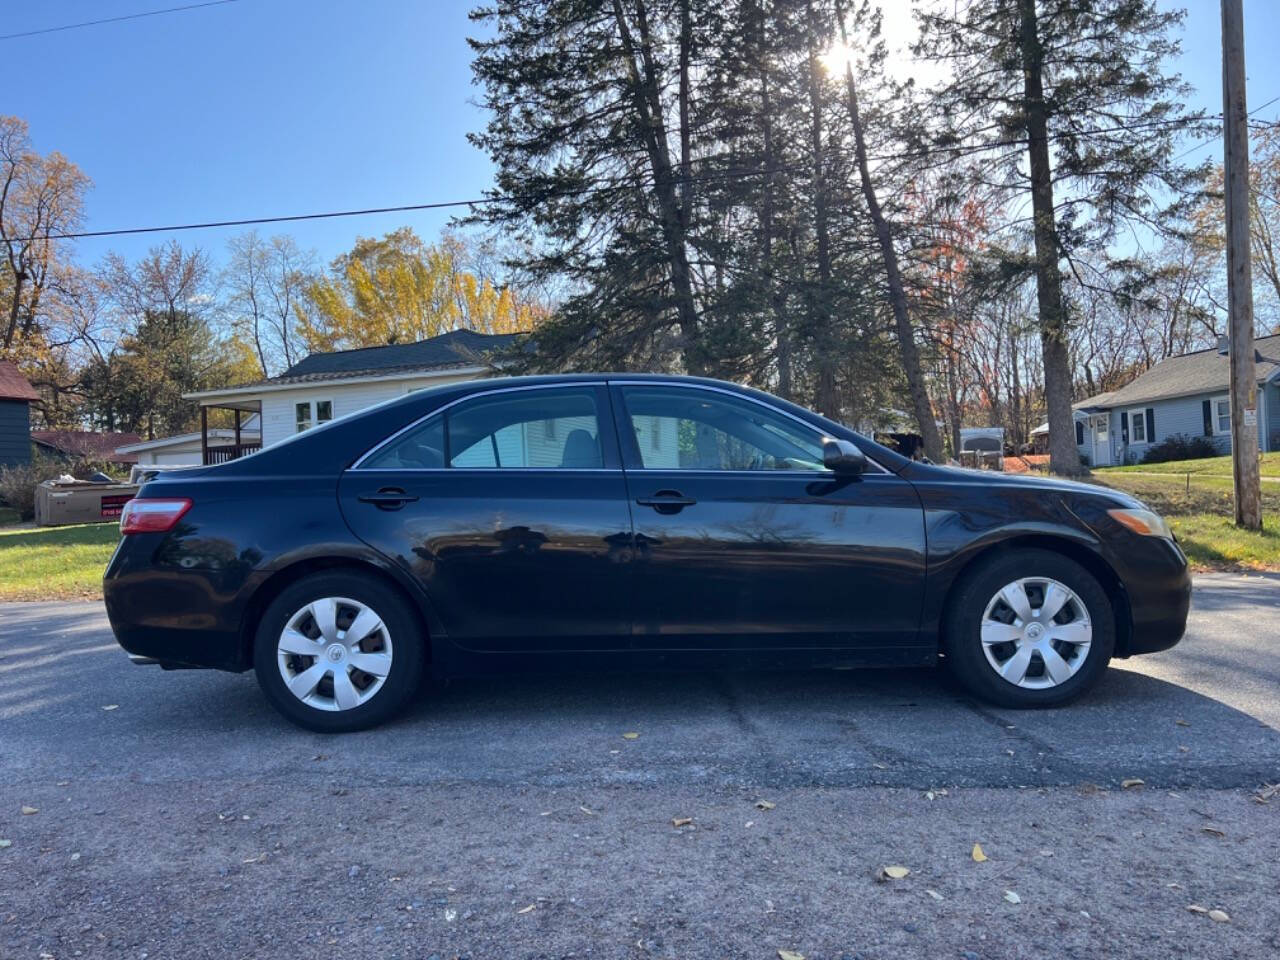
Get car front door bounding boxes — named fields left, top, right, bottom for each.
left=613, top=382, right=927, bottom=659
left=338, top=383, right=634, bottom=653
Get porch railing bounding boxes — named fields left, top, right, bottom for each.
left=204, top=442, right=261, bottom=465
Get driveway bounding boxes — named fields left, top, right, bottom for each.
left=2, top=573, right=1278, bottom=959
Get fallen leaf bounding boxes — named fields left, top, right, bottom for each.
left=1175, top=719, right=1190, bottom=727
left=1178, top=746, right=1190, bottom=753
left=622, top=732, right=639, bottom=740
left=671, top=817, right=693, bottom=828
left=872, top=762, right=888, bottom=769
left=878, top=865, right=909, bottom=881
left=755, top=799, right=776, bottom=811
left=242, top=854, right=267, bottom=864
left=925, top=889, right=944, bottom=901
left=1208, top=909, right=1230, bottom=923
left=778, top=951, right=805, bottom=960
left=20, top=807, right=37, bottom=816
left=1004, top=890, right=1022, bottom=904
left=971, top=843, right=988, bottom=862
left=102, top=704, right=118, bottom=711
left=0, top=840, right=11, bottom=849
left=744, top=820, right=754, bottom=828
left=1202, top=826, right=1226, bottom=837
left=579, top=805, right=596, bottom=816
left=517, top=904, right=535, bottom=914
left=539, top=811, right=552, bottom=816
left=1121, top=778, right=1145, bottom=789
left=1186, top=904, right=1208, bottom=914
left=1255, top=782, right=1279, bottom=802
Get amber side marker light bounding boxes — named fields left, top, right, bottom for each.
left=1107, top=508, right=1173, bottom=539
left=120, top=498, right=192, bottom=535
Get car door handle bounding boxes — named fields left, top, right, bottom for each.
left=357, top=487, right=420, bottom=510
left=636, top=490, right=696, bottom=513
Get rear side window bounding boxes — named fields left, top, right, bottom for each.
left=361, top=387, right=604, bottom=469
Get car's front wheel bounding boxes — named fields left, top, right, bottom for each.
left=253, top=571, right=424, bottom=732
left=944, top=549, right=1114, bottom=708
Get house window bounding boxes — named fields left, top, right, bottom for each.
left=1129, top=408, right=1148, bottom=444
left=1213, top=397, right=1230, bottom=435
left=296, top=400, right=334, bottom=433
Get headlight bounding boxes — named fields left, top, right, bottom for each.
left=1107, top=507, right=1174, bottom=540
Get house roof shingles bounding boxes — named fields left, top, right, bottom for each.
left=1083, top=334, right=1280, bottom=409
left=31, top=430, right=143, bottom=463
left=268, top=329, right=521, bottom=387
left=0, top=361, right=39, bottom=402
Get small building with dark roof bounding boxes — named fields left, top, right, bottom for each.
left=183, top=329, right=520, bottom=464
left=1049, top=334, right=1280, bottom=466
left=0, top=361, right=40, bottom=468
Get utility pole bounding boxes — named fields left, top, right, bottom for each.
left=1221, top=0, right=1262, bottom=530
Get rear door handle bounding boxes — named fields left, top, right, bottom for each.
left=636, top=490, right=696, bottom=513
left=357, top=487, right=420, bottom=510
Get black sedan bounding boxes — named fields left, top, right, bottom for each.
left=104, top=374, right=1191, bottom=732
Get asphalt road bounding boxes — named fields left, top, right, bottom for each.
left=2, top=573, right=1278, bottom=959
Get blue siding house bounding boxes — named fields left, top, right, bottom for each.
left=1064, top=334, right=1280, bottom=466
left=0, top=361, right=38, bottom=468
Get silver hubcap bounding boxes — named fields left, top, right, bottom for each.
left=276, top=597, right=393, bottom=711
left=980, top=577, right=1092, bottom=689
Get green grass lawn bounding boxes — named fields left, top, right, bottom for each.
left=1090, top=471, right=1280, bottom=571
left=0, top=522, right=120, bottom=601
left=1099, top=451, right=1280, bottom=478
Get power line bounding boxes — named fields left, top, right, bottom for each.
left=1170, top=93, right=1280, bottom=163
left=0, top=0, right=239, bottom=41
left=7, top=110, right=1251, bottom=244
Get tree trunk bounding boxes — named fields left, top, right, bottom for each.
left=1017, top=0, right=1081, bottom=476
left=804, top=0, right=838, bottom=417
left=757, top=0, right=791, bottom=398
left=835, top=0, right=943, bottom=463
left=613, top=0, right=703, bottom=373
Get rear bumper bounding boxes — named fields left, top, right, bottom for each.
left=103, top=534, right=252, bottom=672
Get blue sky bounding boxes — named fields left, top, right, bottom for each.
left=6, top=0, right=1280, bottom=271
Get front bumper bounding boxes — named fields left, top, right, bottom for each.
left=1112, top=536, right=1191, bottom=656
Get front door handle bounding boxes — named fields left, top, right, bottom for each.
left=357, top=487, right=420, bottom=510
left=636, top=490, right=696, bottom=513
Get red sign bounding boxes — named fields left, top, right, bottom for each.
left=100, top=493, right=136, bottom=519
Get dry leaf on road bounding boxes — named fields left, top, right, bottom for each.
left=242, top=854, right=267, bottom=864
left=1121, top=778, right=1145, bottom=789
left=755, top=799, right=776, bottom=811
left=622, top=732, right=639, bottom=740
left=925, top=889, right=944, bottom=901
left=1208, top=909, right=1230, bottom=923
left=1004, top=890, right=1022, bottom=904
left=102, top=705, right=119, bottom=711
left=1186, top=904, right=1208, bottom=914
left=778, top=951, right=805, bottom=960
left=971, top=843, right=988, bottom=862
left=1202, top=826, right=1225, bottom=837
left=877, top=865, right=910, bottom=881
left=671, top=817, right=693, bottom=828
left=0, top=839, right=11, bottom=849
left=1175, top=719, right=1190, bottom=727
left=20, top=807, right=37, bottom=816
left=579, top=805, right=595, bottom=816
left=517, top=904, right=535, bottom=914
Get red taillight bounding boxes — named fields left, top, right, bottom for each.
left=119, top=498, right=192, bottom=535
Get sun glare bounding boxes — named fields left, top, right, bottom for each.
left=820, top=41, right=855, bottom=74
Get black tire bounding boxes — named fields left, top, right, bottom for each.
left=944, top=548, right=1114, bottom=708
left=253, top=571, right=425, bottom=732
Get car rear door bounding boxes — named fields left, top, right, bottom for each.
left=612, top=382, right=927, bottom=660
left=338, top=383, right=635, bottom=653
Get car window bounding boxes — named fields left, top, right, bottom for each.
left=362, top=387, right=604, bottom=470
left=621, top=386, right=826, bottom=471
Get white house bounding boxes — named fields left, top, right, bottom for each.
left=183, top=329, right=519, bottom=464
left=115, top=425, right=261, bottom=466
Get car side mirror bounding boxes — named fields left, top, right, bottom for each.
left=822, top=439, right=867, bottom=476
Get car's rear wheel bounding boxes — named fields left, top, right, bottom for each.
left=253, top=571, right=424, bottom=732
left=944, top=549, right=1114, bottom=708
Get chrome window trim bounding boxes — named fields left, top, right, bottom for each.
left=608, top=379, right=893, bottom=476
left=349, top=378, right=892, bottom=476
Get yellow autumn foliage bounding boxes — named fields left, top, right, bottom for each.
left=296, top=228, right=544, bottom=351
